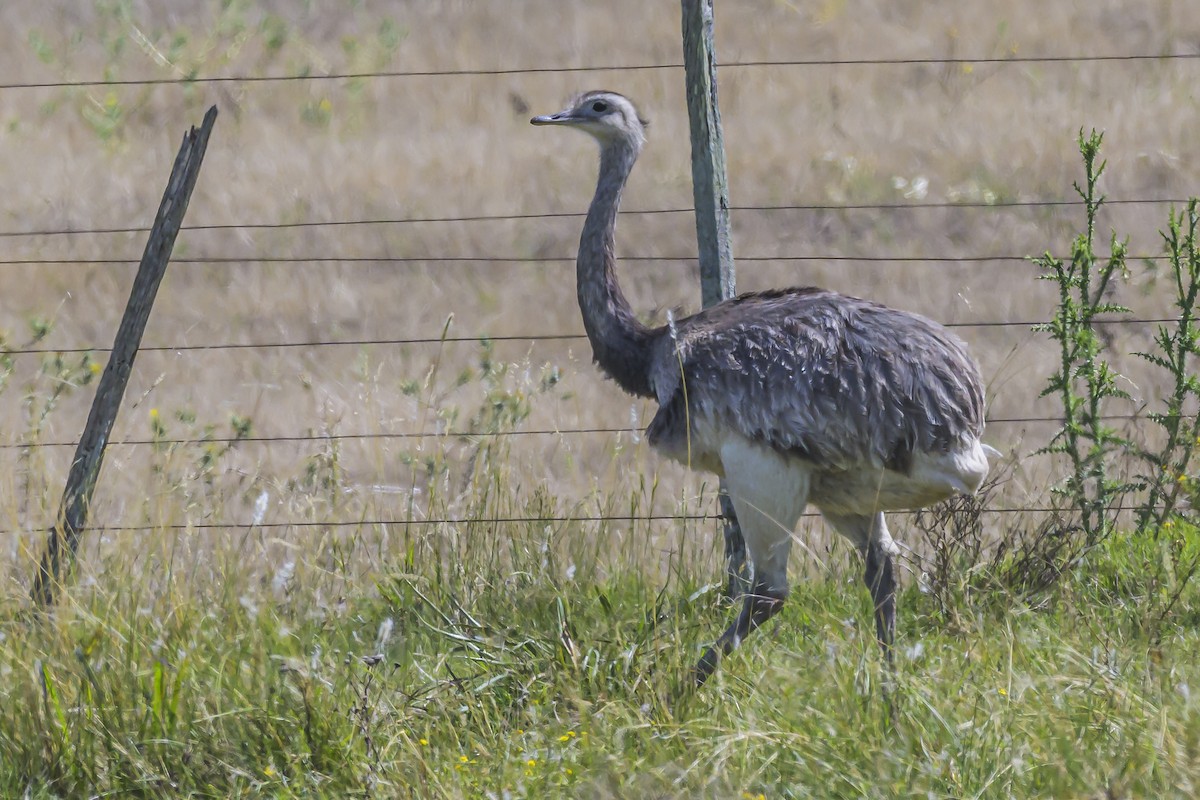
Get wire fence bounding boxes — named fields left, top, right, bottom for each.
left=4, top=46, right=1198, bottom=541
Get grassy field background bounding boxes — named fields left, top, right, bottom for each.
left=1, top=0, right=1200, bottom=796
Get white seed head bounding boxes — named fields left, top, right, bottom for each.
left=905, top=176, right=929, bottom=200
left=253, top=490, right=269, bottom=526
left=375, top=617, right=395, bottom=650
left=272, top=559, right=295, bottom=597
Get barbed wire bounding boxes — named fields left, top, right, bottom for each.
left=0, top=197, right=1188, bottom=239
left=4, top=51, right=1199, bottom=91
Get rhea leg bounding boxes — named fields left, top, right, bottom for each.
left=719, top=488, right=751, bottom=600
left=864, top=538, right=896, bottom=664
left=694, top=570, right=789, bottom=683
left=822, top=512, right=897, bottom=663
left=695, top=440, right=808, bottom=685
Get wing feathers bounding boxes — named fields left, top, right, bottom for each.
left=646, top=288, right=985, bottom=472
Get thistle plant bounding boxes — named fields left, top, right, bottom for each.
left=1134, top=199, right=1200, bottom=533
left=1034, top=130, right=1132, bottom=549
left=1028, top=134, right=1200, bottom=618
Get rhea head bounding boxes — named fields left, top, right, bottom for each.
left=530, top=90, right=648, bottom=151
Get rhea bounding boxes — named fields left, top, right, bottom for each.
left=532, top=91, right=993, bottom=684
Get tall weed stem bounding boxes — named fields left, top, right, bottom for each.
left=1034, top=130, right=1131, bottom=548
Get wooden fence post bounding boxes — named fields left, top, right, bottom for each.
left=680, top=0, right=748, bottom=599
left=31, top=105, right=218, bottom=608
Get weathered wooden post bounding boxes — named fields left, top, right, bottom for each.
left=680, top=0, right=748, bottom=598
left=32, top=105, right=218, bottom=607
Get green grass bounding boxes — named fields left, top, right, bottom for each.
left=5, top=517, right=1200, bottom=798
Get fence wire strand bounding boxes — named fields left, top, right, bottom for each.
left=0, top=253, right=1177, bottom=268
left=0, top=317, right=1177, bottom=357
left=0, top=412, right=1166, bottom=452
left=0, top=504, right=1141, bottom=538
left=0, top=196, right=1189, bottom=239
left=3, top=50, right=1198, bottom=91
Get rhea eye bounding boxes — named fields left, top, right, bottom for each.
left=591, top=101, right=608, bottom=113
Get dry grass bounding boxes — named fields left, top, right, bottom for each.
left=0, top=0, right=1193, bottom=596
left=0, top=0, right=1191, bottom=588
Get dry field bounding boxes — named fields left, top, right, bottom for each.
left=0, top=1, right=1196, bottom=582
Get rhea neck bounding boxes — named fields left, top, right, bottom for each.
left=577, top=133, right=658, bottom=398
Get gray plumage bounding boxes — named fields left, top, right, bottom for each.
left=533, top=91, right=993, bottom=685
left=647, top=287, right=984, bottom=475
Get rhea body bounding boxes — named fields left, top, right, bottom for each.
left=532, top=91, right=992, bottom=683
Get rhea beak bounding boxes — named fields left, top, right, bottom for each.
left=530, top=111, right=575, bottom=126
